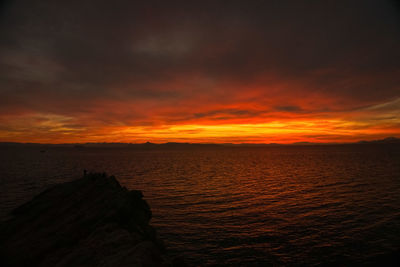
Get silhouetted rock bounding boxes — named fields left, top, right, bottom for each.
left=0, top=172, right=175, bottom=267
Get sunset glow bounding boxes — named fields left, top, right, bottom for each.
left=0, top=1, right=399, bottom=144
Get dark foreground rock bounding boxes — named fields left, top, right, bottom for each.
left=0, top=173, right=179, bottom=267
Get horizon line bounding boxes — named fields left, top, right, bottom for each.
left=1, top=136, right=399, bottom=146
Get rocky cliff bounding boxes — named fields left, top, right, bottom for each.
left=0, top=173, right=178, bottom=266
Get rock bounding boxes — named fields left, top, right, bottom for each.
left=0, top=172, right=175, bottom=267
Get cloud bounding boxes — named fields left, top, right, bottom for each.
left=0, top=0, right=399, bottom=142
left=275, top=106, right=303, bottom=113
left=364, top=97, right=400, bottom=111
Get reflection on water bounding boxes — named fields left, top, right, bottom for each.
left=0, top=145, right=399, bottom=265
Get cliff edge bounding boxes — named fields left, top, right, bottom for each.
left=0, top=173, right=176, bottom=266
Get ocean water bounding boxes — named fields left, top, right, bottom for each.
left=0, top=145, right=399, bottom=266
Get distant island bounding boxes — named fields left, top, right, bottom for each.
left=0, top=137, right=399, bottom=148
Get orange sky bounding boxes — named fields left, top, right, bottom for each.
left=0, top=1, right=399, bottom=144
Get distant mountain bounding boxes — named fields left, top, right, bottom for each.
left=222, top=143, right=283, bottom=147
left=357, top=137, right=400, bottom=144
left=1, top=137, right=399, bottom=147
left=291, top=141, right=316, bottom=146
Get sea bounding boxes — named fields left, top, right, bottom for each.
left=1, top=144, right=399, bottom=266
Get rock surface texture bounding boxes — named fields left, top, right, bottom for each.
left=0, top=173, right=174, bottom=267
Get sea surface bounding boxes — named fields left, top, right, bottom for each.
left=1, top=144, right=399, bottom=266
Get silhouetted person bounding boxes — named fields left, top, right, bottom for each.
left=84, top=169, right=87, bottom=176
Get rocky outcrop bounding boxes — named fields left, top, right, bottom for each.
left=0, top=173, right=175, bottom=267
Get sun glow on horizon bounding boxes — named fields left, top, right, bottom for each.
left=0, top=2, right=399, bottom=145
left=1, top=112, right=398, bottom=144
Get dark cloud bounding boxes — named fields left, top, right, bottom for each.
left=193, top=109, right=263, bottom=119
left=0, top=0, right=399, bottom=136
left=275, top=106, right=303, bottom=113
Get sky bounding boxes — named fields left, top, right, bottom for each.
left=0, top=0, right=399, bottom=144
